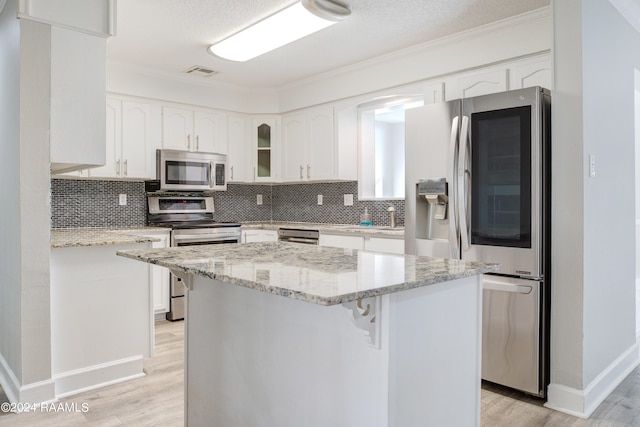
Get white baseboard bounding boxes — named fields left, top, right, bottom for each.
left=53, top=355, right=145, bottom=398
left=545, top=342, right=640, bottom=418
left=0, top=352, right=56, bottom=404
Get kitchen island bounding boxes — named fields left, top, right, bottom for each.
left=118, top=242, right=498, bottom=427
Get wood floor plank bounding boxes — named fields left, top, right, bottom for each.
left=1, top=320, right=639, bottom=426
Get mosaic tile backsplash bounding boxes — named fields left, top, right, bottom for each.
left=51, top=178, right=405, bottom=228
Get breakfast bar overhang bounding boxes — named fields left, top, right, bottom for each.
left=118, top=242, right=498, bottom=427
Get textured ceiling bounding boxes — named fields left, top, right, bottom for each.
left=107, top=0, right=549, bottom=89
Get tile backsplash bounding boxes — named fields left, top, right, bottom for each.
left=51, top=179, right=147, bottom=228
left=51, top=178, right=404, bottom=228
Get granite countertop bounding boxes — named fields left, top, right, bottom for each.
left=51, top=227, right=169, bottom=248
left=241, top=222, right=404, bottom=238
left=117, top=242, right=498, bottom=306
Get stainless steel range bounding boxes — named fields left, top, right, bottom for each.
left=147, top=195, right=241, bottom=321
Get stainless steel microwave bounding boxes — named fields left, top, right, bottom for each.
left=156, top=149, right=227, bottom=191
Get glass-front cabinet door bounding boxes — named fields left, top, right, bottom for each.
left=253, top=117, right=279, bottom=182
left=257, top=123, right=271, bottom=178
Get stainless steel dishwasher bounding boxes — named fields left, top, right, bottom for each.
left=278, top=228, right=319, bottom=245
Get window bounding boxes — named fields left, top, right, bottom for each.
left=358, top=95, right=423, bottom=199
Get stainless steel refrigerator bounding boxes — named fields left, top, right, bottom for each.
left=405, top=86, right=551, bottom=397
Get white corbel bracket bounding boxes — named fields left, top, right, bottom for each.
left=342, top=296, right=381, bottom=349
left=170, top=269, right=193, bottom=291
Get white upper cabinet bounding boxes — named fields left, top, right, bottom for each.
left=510, top=56, right=552, bottom=90
left=306, top=107, right=335, bottom=181
left=49, top=27, right=106, bottom=173
left=282, top=114, right=306, bottom=181
left=162, top=106, right=227, bottom=153
left=194, top=111, right=227, bottom=154
left=91, top=97, right=156, bottom=179
left=227, top=115, right=252, bottom=182
left=162, top=107, right=193, bottom=151
left=121, top=101, right=154, bottom=178
left=282, top=106, right=334, bottom=182
left=450, top=68, right=509, bottom=100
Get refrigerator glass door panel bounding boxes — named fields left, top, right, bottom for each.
left=482, top=275, right=542, bottom=396
left=471, top=106, right=531, bottom=248
left=461, top=87, right=544, bottom=278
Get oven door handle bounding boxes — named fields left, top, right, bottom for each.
left=280, top=237, right=318, bottom=244
left=173, top=234, right=240, bottom=244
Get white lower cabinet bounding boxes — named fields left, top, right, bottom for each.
left=364, top=236, right=404, bottom=254
left=134, top=230, right=171, bottom=316
left=319, top=232, right=404, bottom=254
left=242, top=229, right=278, bottom=243
left=319, top=233, right=364, bottom=250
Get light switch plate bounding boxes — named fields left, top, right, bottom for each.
left=257, top=194, right=263, bottom=205
left=344, top=194, right=354, bottom=206
left=317, top=194, right=323, bottom=205
left=119, top=194, right=127, bottom=206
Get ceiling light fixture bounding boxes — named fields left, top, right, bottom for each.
left=208, top=0, right=350, bottom=62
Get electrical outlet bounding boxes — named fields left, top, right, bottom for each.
left=344, top=194, right=354, bottom=206
left=257, top=194, right=263, bottom=205
left=317, top=194, right=323, bottom=205
left=589, top=154, right=596, bottom=178
left=119, top=194, right=127, bottom=206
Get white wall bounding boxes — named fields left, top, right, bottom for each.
left=547, top=0, right=640, bottom=417
left=0, top=0, right=24, bottom=396
left=107, top=61, right=280, bottom=114
left=277, top=9, right=551, bottom=112
left=0, top=0, right=54, bottom=404
left=635, top=69, right=640, bottom=338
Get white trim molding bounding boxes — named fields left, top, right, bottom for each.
left=18, top=0, right=115, bottom=37
left=53, top=355, right=145, bottom=398
left=545, top=342, right=640, bottom=418
left=0, top=352, right=56, bottom=404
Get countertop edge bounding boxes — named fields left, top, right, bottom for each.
left=116, top=244, right=499, bottom=306
left=51, top=227, right=167, bottom=248
left=241, top=222, right=404, bottom=238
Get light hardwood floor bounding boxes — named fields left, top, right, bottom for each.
left=1, top=321, right=639, bottom=426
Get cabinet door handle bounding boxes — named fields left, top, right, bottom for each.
left=299, top=165, right=303, bottom=180
left=230, top=166, right=234, bottom=180
left=196, top=135, right=199, bottom=151
left=187, top=134, right=191, bottom=150
left=116, top=159, right=121, bottom=176
left=307, top=164, right=310, bottom=179
left=124, top=159, right=128, bottom=176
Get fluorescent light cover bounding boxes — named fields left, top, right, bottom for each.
left=208, top=1, right=346, bottom=62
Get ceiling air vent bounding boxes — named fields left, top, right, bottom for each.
left=183, top=66, right=219, bottom=77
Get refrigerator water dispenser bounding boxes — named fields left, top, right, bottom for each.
left=416, top=178, right=449, bottom=240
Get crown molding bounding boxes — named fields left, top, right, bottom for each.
left=608, top=0, right=640, bottom=33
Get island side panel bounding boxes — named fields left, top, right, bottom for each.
left=185, top=276, right=391, bottom=427
left=50, top=243, right=152, bottom=397
left=388, top=275, right=483, bottom=427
